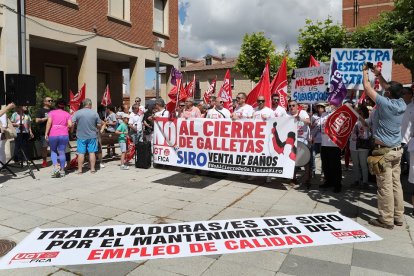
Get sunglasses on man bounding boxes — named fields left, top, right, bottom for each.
left=257, top=100, right=265, bottom=103
left=289, top=104, right=296, bottom=107
left=272, top=98, right=279, bottom=102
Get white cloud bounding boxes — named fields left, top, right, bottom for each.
left=179, top=0, right=342, bottom=58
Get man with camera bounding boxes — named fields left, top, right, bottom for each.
left=363, top=63, right=406, bottom=230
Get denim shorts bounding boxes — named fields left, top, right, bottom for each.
left=77, top=138, right=98, bottom=154
left=119, top=142, right=127, bottom=153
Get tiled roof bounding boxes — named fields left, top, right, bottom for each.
left=180, top=57, right=237, bottom=72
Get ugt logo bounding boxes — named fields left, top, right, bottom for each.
left=330, top=111, right=352, bottom=138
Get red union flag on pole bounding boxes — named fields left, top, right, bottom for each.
left=270, top=57, right=288, bottom=109
left=218, top=69, right=232, bottom=110
left=101, top=85, right=112, bottom=106
left=246, top=59, right=271, bottom=108
left=325, top=104, right=358, bottom=149
left=69, top=83, right=86, bottom=114
left=203, top=79, right=216, bottom=104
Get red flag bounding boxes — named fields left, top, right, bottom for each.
left=203, top=79, right=216, bottom=104
left=217, top=69, right=232, bottom=110
left=185, top=74, right=196, bottom=98
left=309, top=55, right=320, bottom=67
left=358, top=91, right=366, bottom=105
left=165, top=79, right=185, bottom=114
left=101, top=85, right=112, bottom=106
left=270, top=57, right=288, bottom=109
left=324, top=104, right=358, bottom=149
left=69, top=83, right=86, bottom=114
left=246, top=59, right=271, bottom=108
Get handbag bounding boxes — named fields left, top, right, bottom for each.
left=0, top=118, right=17, bottom=140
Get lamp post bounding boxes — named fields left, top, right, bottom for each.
left=154, top=39, right=162, bottom=100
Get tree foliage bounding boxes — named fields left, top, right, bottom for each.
left=295, top=18, right=348, bottom=68
left=235, top=32, right=296, bottom=82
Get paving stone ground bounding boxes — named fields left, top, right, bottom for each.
left=0, top=155, right=414, bottom=275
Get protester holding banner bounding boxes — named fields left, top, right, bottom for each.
left=349, top=106, right=371, bottom=189
left=320, top=106, right=342, bottom=193
left=153, top=99, right=169, bottom=118
left=206, top=97, right=231, bottom=119
left=287, top=100, right=311, bottom=187
left=180, top=98, right=202, bottom=119
left=363, top=64, right=406, bottom=229
left=310, top=103, right=326, bottom=177
left=231, top=93, right=254, bottom=120
left=271, top=94, right=287, bottom=118
left=176, top=101, right=185, bottom=118
left=253, top=96, right=275, bottom=120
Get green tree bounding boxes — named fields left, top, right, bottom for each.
left=349, top=0, right=414, bottom=81
left=235, top=32, right=296, bottom=82
left=235, top=32, right=276, bottom=82
left=296, top=18, right=348, bottom=68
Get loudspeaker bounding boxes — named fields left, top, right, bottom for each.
left=6, top=74, right=36, bottom=106
left=0, top=71, right=5, bottom=105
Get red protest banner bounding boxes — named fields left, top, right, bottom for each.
left=324, top=105, right=358, bottom=149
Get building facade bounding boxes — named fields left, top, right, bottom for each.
left=342, top=0, right=411, bottom=84
left=0, top=0, right=179, bottom=108
left=161, top=55, right=253, bottom=101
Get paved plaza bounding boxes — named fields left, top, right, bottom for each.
left=0, top=157, right=413, bottom=276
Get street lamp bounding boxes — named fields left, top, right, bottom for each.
left=154, top=39, right=162, bottom=100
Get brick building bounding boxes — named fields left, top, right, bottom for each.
left=161, top=55, right=253, bottom=101
left=342, top=0, right=411, bottom=84
left=0, top=0, right=179, bottom=108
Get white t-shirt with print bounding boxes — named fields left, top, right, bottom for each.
left=320, top=112, right=338, bottom=147
left=206, top=108, right=231, bottom=119
left=273, top=105, right=287, bottom=118
left=233, top=104, right=254, bottom=119
left=288, top=110, right=310, bottom=144
left=253, top=107, right=275, bottom=120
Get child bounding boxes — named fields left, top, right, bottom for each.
left=115, top=114, right=129, bottom=170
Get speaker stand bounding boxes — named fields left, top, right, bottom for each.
left=4, top=148, right=39, bottom=179
left=0, top=160, right=17, bottom=177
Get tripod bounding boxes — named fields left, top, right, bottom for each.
left=1, top=109, right=38, bottom=179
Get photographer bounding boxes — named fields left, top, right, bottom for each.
left=363, top=63, right=406, bottom=230
left=11, top=106, right=34, bottom=162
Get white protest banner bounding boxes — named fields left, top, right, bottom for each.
left=153, top=118, right=296, bottom=178
left=331, top=48, right=393, bottom=90
left=291, top=64, right=330, bottom=104
left=0, top=212, right=381, bottom=269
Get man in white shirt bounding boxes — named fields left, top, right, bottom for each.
left=253, top=96, right=275, bottom=120
left=271, top=94, right=287, bottom=117
left=129, top=103, right=144, bottom=144
left=206, top=97, right=231, bottom=119
left=153, top=99, right=169, bottom=118
left=231, top=92, right=254, bottom=120
left=287, top=100, right=311, bottom=188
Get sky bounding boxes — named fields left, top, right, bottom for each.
left=145, top=0, right=342, bottom=89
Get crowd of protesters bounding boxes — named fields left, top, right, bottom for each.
left=1, top=66, right=414, bottom=229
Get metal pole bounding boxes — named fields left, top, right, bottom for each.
left=17, top=0, right=27, bottom=74
left=155, top=57, right=160, bottom=100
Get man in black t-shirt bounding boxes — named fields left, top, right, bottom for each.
left=35, top=97, right=53, bottom=167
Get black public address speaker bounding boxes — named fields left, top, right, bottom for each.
left=6, top=74, right=36, bottom=106
left=0, top=71, right=5, bottom=105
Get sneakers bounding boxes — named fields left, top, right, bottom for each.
left=369, top=218, right=394, bottom=229
left=100, top=163, right=105, bottom=169
left=41, top=160, right=48, bottom=168
left=120, top=165, right=129, bottom=170
left=394, top=220, right=403, bottom=226
left=51, top=168, right=60, bottom=178
left=59, top=170, right=65, bottom=177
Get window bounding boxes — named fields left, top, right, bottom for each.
left=180, top=60, right=186, bottom=68
left=205, top=58, right=212, bottom=66
left=231, top=78, right=235, bottom=89
left=108, top=0, right=130, bottom=21
left=154, top=0, right=168, bottom=34
left=195, top=79, right=201, bottom=99
left=44, top=66, right=64, bottom=94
